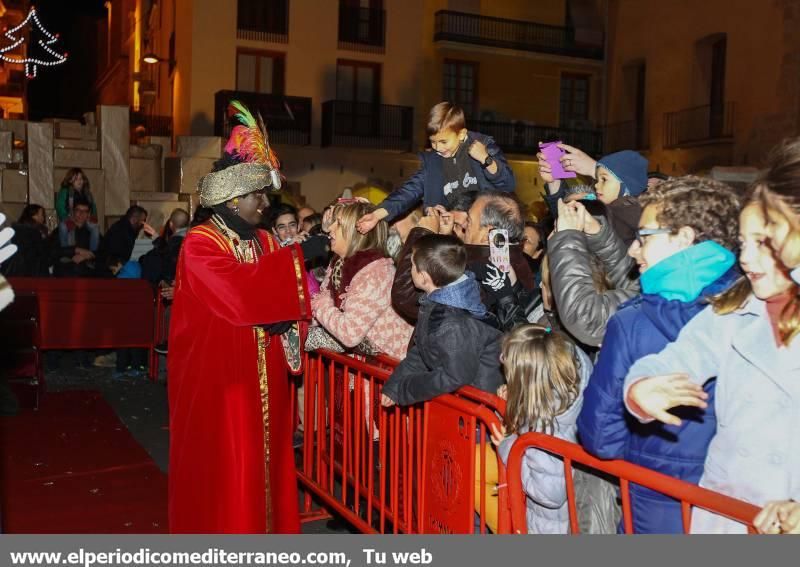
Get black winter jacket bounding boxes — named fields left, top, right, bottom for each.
left=381, top=300, right=504, bottom=406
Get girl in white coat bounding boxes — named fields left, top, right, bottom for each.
left=624, top=202, right=800, bottom=533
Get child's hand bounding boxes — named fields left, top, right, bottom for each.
left=496, top=384, right=507, bottom=401
left=490, top=423, right=507, bottom=447
left=755, top=501, right=800, bottom=534
left=380, top=393, right=396, bottom=408
left=357, top=212, right=379, bottom=234
left=468, top=140, right=490, bottom=164
left=627, top=374, right=708, bottom=427
left=356, top=208, right=388, bottom=234
left=558, top=143, right=597, bottom=177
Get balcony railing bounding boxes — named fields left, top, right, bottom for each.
left=130, top=112, right=173, bottom=138
left=214, top=90, right=312, bottom=146
left=469, top=119, right=604, bottom=157
left=322, top=100, right=413, bottom=152
left=434, top=10, right=603, bottom=60
left=338, top=4, right=386, bottom=53
left=604, top=120, right=649, bottom=153
left=237, top=0, right=290, bottom=43
left=663, top=102, right=735, bottom=148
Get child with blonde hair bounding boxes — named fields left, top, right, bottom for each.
left=489, top=324, right=592, bottom=534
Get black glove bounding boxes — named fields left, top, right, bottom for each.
left=262, top=321, right=294, bottom=335
left=300, top=234, right=331, bottom=270
left=495, top=292, right=528, bottom=332
left=471, top=261, right=515, bottom=301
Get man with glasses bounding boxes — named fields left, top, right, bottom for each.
left=266, top=203, right=308, bottom=247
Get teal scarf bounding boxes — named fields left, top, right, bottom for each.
left=640, top=240, right=736, bottom=302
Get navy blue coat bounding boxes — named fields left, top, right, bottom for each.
left=577, top=268, right=739, bottom=533
left=379, top=131, right=516, bottom=221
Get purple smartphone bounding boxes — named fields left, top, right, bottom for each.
left=539, top=141, right=576, bottom=179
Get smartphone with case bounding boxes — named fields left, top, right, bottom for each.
left=488, top=228, right=511, bottom=273
left=539, top=141, right=577, bottom=180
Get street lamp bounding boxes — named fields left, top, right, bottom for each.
left=142, top=52, right=175, bottom=65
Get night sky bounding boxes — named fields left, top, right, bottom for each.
left=25, top=0, right=106, bottom=121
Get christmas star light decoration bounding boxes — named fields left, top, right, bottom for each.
left=0, top=6, right=68, bottom=78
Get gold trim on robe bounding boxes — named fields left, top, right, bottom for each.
left=255, top=327, right=273, bottom=532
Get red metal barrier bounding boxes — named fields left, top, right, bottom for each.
left=295, top=349, right=511, bottom=534
left=150, top=292, right=169, bottom=381
left=505, top=432, right=761, bottom=534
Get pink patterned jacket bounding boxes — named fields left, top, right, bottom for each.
left=311, top=257, right=413, bottom=360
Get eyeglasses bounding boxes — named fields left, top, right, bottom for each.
left=635, top=227, right=672, bottom=245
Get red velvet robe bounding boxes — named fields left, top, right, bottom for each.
left=167, top=221, right=310, bottom=533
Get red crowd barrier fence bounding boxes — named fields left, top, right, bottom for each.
left=295, top=349, right=511, bottom=534
left=505, top=432, right=761, bottom=534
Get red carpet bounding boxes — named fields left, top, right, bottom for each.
left=0, top=391, right=168, bottom=533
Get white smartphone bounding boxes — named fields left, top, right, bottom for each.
left=488, top=228, right=511, bottom=273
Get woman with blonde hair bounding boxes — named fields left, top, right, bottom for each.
left=312, top=201, right=412, bottom=359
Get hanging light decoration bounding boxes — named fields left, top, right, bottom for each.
left=0, top=6, right=68, bottom=78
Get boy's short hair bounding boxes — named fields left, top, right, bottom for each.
left=637, top=175, right=741, bottom=250
left=411, top=233, right=466, bottom=287
left=427, top=102, right=466, bottom=136
left=268, top=204, right=299, bottom=228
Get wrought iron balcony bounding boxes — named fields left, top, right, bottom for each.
left=469, top=119, right=604, bottom=157
left=322, top=100, right=413, bottom=152
left=237, top=0, right=290, bottom=43
left=338, top=4, right=386, bottom=53
left=663, top=102, right=735, bottom=148
left=434, top=10, right=603, bottom=60
left=604, top=120, right=649, bottom=153
left=214, top=90, right=312, bottom=146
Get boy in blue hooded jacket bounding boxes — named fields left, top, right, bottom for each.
left=577, top=176, right=741, bottom=533
left=357, top=103, right=515, bottom=234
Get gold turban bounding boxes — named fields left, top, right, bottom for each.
left=197, top=162, right=282, bottom=207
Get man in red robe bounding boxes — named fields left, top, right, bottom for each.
left=168, top=103, right=310, bottom=533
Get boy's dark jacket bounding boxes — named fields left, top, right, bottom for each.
left=379, top=131, right=516, bottom=221
left=381, top=274, right=504, bottom=406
